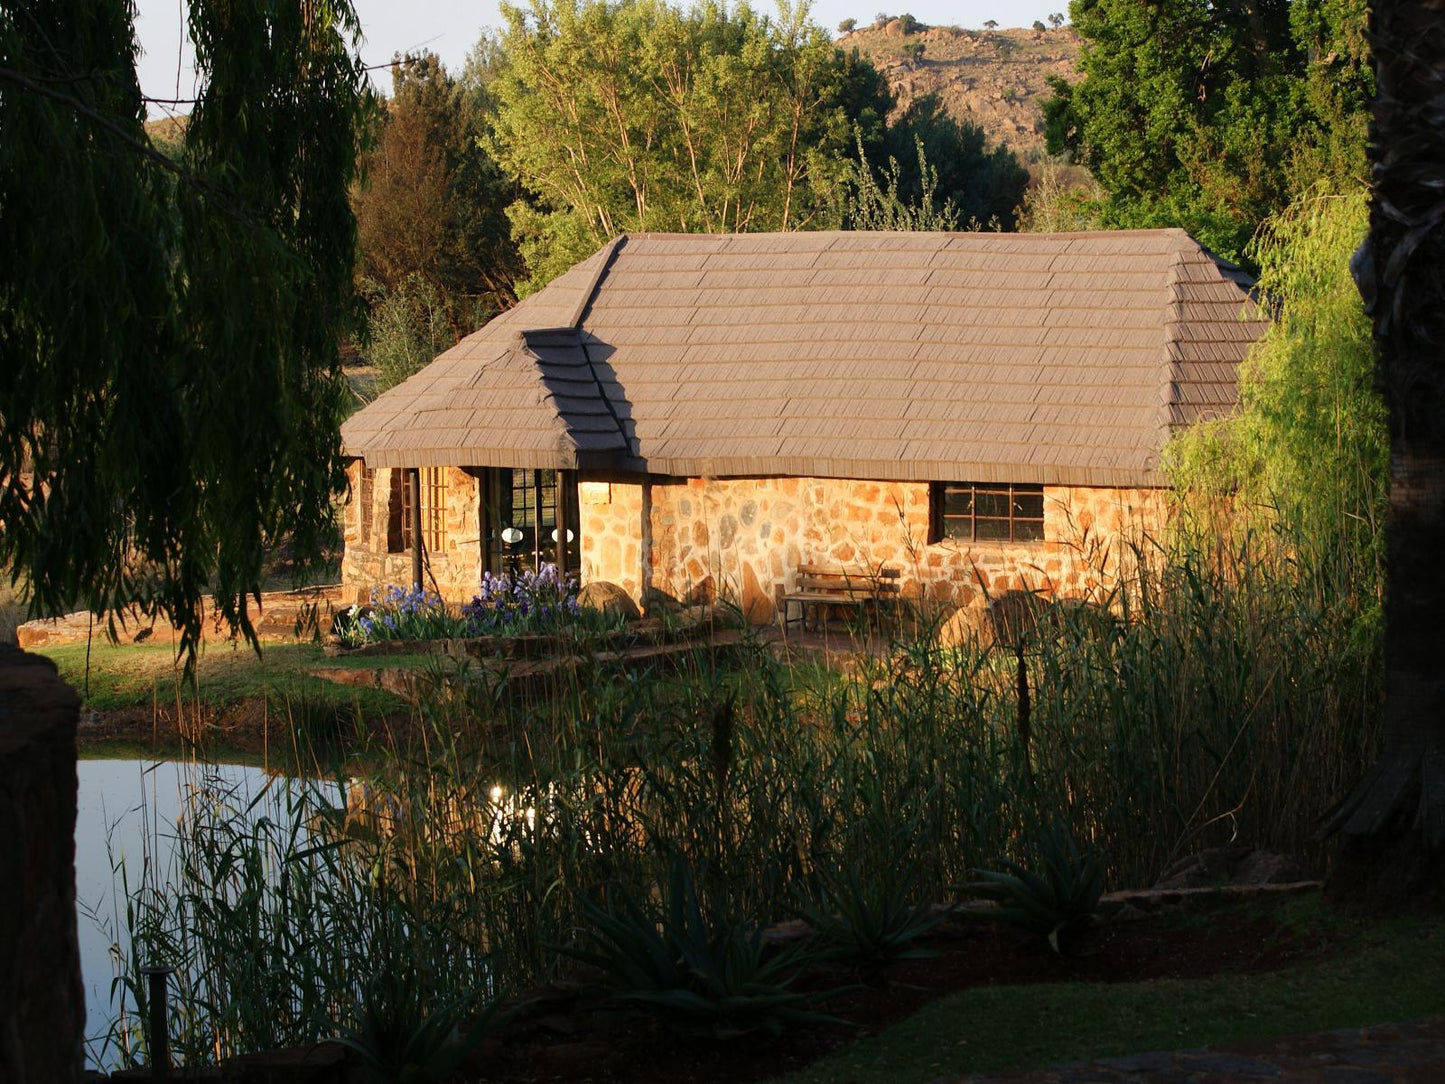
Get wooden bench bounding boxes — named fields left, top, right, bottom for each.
left=780, top=563, right=902, bottom=630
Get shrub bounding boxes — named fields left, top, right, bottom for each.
left=838, top=17, right=856, bottom=32
left=897, top=12, right=917, bottom=34
left=566, top=860, right=837, bottom=1039
left=793, top=862, right=944, bottom=966
left=1033, top=20, right=1046, bottom=31
left=967, top=818, right=1120, bottom=954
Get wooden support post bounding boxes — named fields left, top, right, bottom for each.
left=409, top=466, right=423, bottom=589
left=555, top=469, right=571, bottom=576
left=532, top=469, right=543, bottom=571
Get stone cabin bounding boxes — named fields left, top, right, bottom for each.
left=339, top=230, right=1266, bottom=621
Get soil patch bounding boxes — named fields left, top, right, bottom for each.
left=470, top=901, right=1336, bottom=1084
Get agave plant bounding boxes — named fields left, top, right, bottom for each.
left=967, top=818, right=1120, bottom=955
left=792, top=862, right=944, bottom=967
left=565, top=858, right=838, bottom=1039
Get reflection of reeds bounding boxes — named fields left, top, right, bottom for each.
left=103, top=511, right=1382, bottom=1067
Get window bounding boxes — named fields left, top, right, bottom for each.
left=482, top=468, right=579, bottom=575
left=420, top=467, right=447, bottom=553
left=357, top=466, right=374, bottom=546
left=931, top=482, right=1045, bottom=543
left=385, top=468, right=447, bottom=555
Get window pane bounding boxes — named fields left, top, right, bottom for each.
left=1014, top=517, right=1045, bottom=542
left=1013, top=489, right=1044, bottom=520
left=974, top=490, right=1010, bottom=519
left=941, top=515, right=971, bottom=541
left=975, top=517, right=1011, bottom=541
left=944, top=488, right=974, bottom=517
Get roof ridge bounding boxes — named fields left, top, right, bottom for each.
left=564, top=235, right=628, bottom=329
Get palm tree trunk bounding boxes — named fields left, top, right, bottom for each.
left=1321, top=0, right=1445, bottom=906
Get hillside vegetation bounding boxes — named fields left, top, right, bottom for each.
left=840, top=21, right=1080, bottom=164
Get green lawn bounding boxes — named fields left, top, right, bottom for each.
left=771, top=899, right=1444, bottom=1083
left=37, top=639, right=420, bottom=716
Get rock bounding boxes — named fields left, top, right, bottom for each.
left=987, top=589, right=1045, bottom=647
left=640, top=587, right=684, bottom=616
left=1154, top=848, right=1319, bottom=890
left=577, top=581, right=641, bottom=621
left=937, top=602, right=990, bottom=648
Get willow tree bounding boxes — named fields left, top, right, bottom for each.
left=0, top=0, right=371, bottom=657
left=1322, top=0, right=1445, bottom=902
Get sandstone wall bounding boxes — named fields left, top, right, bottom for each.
left=341, top=463, right=481, bottom=604
left=0, top=646, right=83, bottom=1082
left=580, top=474, right=1166, bottom=621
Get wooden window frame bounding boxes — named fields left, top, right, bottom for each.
left=929, top=482, right=1046, bottom=544
left=420, top=466, right=447, bottom=553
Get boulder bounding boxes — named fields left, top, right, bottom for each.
left=1154, top=848, right=1319, bottom=890
left=937, top=602, right=990, bottom=648
left=577, top=581, right=642, bottom=621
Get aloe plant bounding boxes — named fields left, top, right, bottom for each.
left=566, top=859, right=838, bottom=1039
left=968, top=818, right=1120, bottom=954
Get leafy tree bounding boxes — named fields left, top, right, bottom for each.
left=1033, top=20, right=1047, bottom=32
left=1166, top=190, right=1384, bottom=604
left=1048, top=13, right=1064, bottom=29
left=838, top=17, right=857, bottom=32
left=884, top=94, right=1028, bottom=229
left=490, top=0, right=892, bottom=293
left=1049, top=0, right=1371, bottom=261
left=897, top=13, right=917, bottom=35
left=983, top=20, right=998, bottom=31
left=874, top=12, right=890, bottom=29
left=355, top=51, right=520, bottom=345
left=0, top=0, right=371, bottom=655
left=1016, top=159, right=1105, bottom=233
left=1321, top=1, right=1445, bottom=902
left=365, top=275, right=457, bottom=396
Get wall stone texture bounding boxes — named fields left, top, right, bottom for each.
left=0, top=645, right=84, bottom=1083
left=341, top=463, right=481, bottom=604
left=580, top=475, right=1166, bottom=621
left=344, top=465, right=1167, bottom=621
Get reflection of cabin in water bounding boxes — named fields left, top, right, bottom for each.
left=340, top=230, right=1266, bottom=619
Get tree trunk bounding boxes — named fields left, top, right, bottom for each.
left=1321, top=0, right=1445, bottom=908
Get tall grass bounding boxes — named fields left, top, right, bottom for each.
left=102, top=513, right=1382, bottom=1067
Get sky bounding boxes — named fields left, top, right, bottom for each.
left=135, top=0, right=1062, bottom=115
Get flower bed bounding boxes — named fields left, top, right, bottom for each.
left=330, top=567, right=717, bottom=659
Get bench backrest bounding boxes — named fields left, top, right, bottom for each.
left=795, top=563, right=902, bottom=597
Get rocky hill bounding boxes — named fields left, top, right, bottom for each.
left=840, top=21, right=1081, bottom=164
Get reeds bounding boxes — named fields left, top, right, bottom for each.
left=102, top=511, right=1382, bottom=1067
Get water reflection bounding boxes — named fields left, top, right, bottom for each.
left=74, top=757, right=283, bottom=1066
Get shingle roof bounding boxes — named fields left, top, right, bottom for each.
left=342, top=229, right=1266, bottom=487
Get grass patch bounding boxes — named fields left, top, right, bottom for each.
left=36, top=640, right=413, bottom=715
left=772, top=902, right=1444, bottom=1083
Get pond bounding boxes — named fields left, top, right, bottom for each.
left=74, top=756, right=295, bottom=1068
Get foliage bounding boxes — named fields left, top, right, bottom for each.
left=1033, top=21, right=1047, bottom=32
left=1015, top=158, right=1106, bottom=233
left=1165, top=190, right=1385, bottom=636
left=489, top=0, right=894, bottom=292
left=843, top=133, right=960, bottom=231
left=968, top=818, right=1119, bottom=954
left=342, top=585, right=461, bottom=644
left=792, top=862, right=943, bottom=966
left=461, top=564, right=584, bottom=633
left=567, top=858, right=836, bottom=1038
left=355, top=50, right=520, bottom=354
left=883, top=94, right=1028, bottom=229
left=838, top=18, right=856, bottom=32
left=1048, top=13, right=1064, bottom=30
left=1047, top=0, right=1371, bottom=261
left=897, top=13, right=918, bottom=35
left=333, top=965, right=503, bottom=1084
left=0, top=0, right=371, bottom=658
left=103, top=509, right=1385, bottom=1062
left=364, top=274, right=456, bottom=396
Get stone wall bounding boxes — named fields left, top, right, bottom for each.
left=343, top=465, right=1167, bottom=620
left=341, top=463, right=481, bottom=604
left=0, top=646, right=83, bottom=1082
left=579, top=475, right=1166, bottom=621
